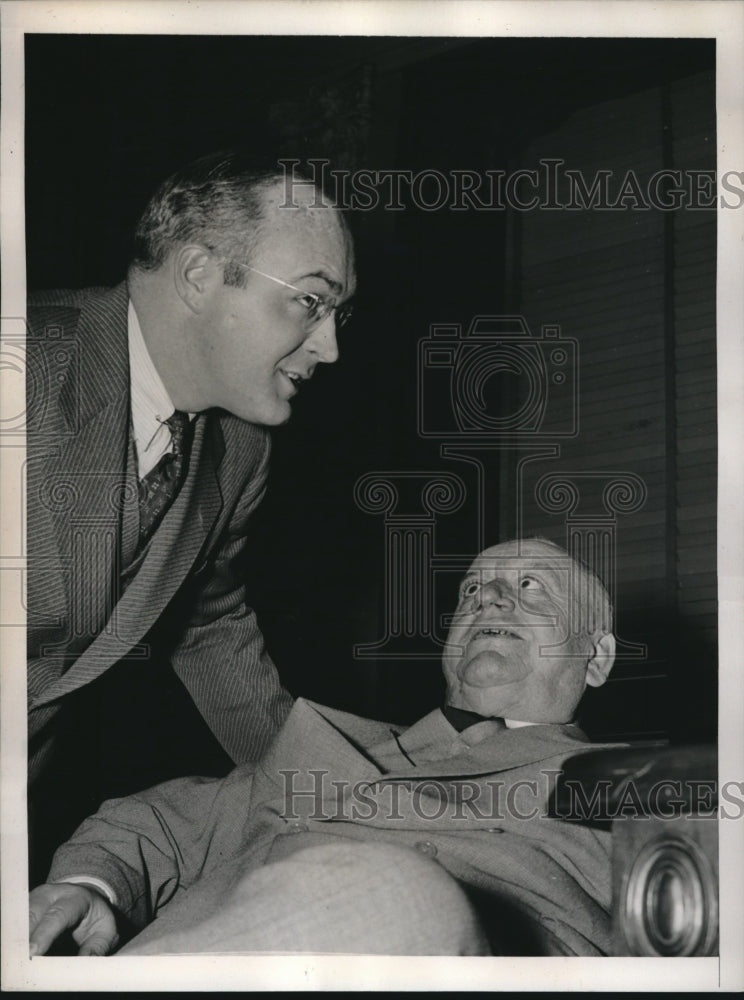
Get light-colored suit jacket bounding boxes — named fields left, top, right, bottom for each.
left=49, top=698, right=620, bottom=956
left=27, top=283, right=293, bottom=781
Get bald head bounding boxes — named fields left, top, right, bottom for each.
left=443, top=538, right=616, bottom=723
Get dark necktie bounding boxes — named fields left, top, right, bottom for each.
left=442, top=705, right=504, bottom=732
left=137, top=411, right=193, bottom=549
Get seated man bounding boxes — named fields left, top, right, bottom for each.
left=28, top=538, right=619, bottom=957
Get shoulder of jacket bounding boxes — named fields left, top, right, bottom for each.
left=27, top=286, right=113, bottom=309
left=26, top=286, right=113, bottom=336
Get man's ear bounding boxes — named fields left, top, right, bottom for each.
left=585, top=632, right=616, bottom=688
left=173, top=245, right=219, bottom=313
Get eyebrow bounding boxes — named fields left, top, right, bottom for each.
left=294, top=270, right=344, bottom=296
left=462, top=563, right=568, bottom=588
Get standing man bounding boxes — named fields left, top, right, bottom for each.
left=26, top=152, right=356, bottom=878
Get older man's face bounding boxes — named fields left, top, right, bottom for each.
left=443, top=539, right=611, bottom=723
left=193, top=179, right=355, bottom=426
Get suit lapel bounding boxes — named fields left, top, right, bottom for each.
left=30, top=413, right=225, bottom=708
left=39, top=285, right=131, bottom=661
left=294, top=703, right=595, bottom=782
left=56, top=284, right=131, bottom=434
left=262, top=699, right=387, bottom=790
left=255, top=701, right=610, bottom=835
left=381, top=718, right=593, bottom=781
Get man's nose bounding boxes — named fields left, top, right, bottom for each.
left=306, top=316, right=339, bottom=364
left=478, top=579, right=515, bottom=611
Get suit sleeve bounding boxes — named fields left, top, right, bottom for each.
left=170, top=431, right=295, bottom=763
left=46, top=766, right=255, bottom=931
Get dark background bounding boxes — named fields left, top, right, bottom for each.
left=25, top=35, right=717, bottom=821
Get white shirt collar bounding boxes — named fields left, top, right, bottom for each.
left=128, top=300, right=183, bottom=479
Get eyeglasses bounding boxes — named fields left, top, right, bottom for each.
left=223, top=259, right=354, bottom=331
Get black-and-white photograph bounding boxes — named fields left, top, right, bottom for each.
left=2, top=0, right=742, bottom=992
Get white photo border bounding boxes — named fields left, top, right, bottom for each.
left=2, top=0, right=742, bottom=991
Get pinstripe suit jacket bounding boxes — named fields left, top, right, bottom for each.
left=49, top=698, right=619, bottom=956
left=26, top=283, right=293, bottom=783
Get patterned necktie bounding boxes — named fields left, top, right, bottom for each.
left=137, top=411, right=193, bottom=549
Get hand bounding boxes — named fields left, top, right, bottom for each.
left=29, top=882, right=119, bottom=956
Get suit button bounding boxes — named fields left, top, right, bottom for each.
left=415, top=840, right=437, bottom=858
left=288, top=822, right=308, bottom=834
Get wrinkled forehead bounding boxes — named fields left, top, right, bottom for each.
left=466, top=540, right=574, bottom=584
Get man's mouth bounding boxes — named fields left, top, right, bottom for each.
left=473, top=627, right=521, bottom=640
left=279, top=369, right=308, bottom=394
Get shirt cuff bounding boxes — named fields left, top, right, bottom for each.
left=52, top=875, right=117, bottom=907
